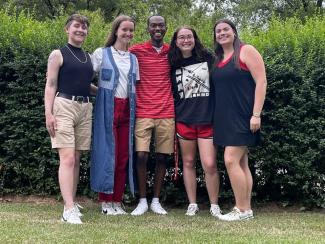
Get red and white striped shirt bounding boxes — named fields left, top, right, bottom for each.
left=130, top=41, right=175, bottom=118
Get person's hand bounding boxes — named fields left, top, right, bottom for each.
left=250, top=116, right=261, bottom=133
left=45, top=113, right=57, bottom=137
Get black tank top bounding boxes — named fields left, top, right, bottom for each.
left=57, top=43, right=93, bottom=96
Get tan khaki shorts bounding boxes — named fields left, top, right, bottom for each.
left=51, top=97, right=92, bottom=150
left=135, top=118, right=175, bottom=154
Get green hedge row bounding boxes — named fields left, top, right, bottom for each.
left=243, top=16, right=325, bottom=208
left=0, top=9, right=324, bottom=208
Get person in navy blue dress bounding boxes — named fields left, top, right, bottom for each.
left=211, top=19, right=267, bottom=221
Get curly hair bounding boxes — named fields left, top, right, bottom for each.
left=168, top=26, right=211, bottom=68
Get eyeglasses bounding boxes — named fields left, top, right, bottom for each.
left=177, top=35, right=194, bottom=41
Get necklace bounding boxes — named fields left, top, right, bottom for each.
left=65, top=45, right=88, bottom=63
left=113, top=46, right=127, bottom=56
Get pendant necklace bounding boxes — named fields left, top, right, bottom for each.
left=113, top=46, right=127, bottom=56
left=65, top=45, right=88, bottom=63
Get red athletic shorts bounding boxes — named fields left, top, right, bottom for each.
left=176, top=122, right=213, bottom=140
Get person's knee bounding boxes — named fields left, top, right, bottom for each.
left=156, top=153, right=167, bottom=163
left=202, top=160, right=217, bottom=175
left=155, top=154, right=168, bottom=170
left=137, top=152, right=148, bottom=166
left=224, top=155, right=237, bottom=169
left=183, top=157, right=196, bottom=169
left=60, top=154, right=76, bottom=168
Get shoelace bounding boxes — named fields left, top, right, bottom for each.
left=228, top=208, right=241, bottom=216
left=75, top=203, right=84, bottom=210
left=211, top=206, right=221, bottom=215
left=64, top=207, right=80, bottom=221
left=187, top=205, right=197, bottom=213
left=114, top=202, right=126, bottom=211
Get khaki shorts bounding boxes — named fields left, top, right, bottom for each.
left=51, top=97, right=92, bottom=150
left=135, top=118, right=175, bottom=154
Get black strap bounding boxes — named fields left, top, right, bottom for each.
left=56, top=92, right=89, bottom=103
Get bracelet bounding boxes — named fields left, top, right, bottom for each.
left=252, top=112, right=261, bottom=118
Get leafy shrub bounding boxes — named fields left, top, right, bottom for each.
left=243, top=16, right=325, bottom=208
left=0, top=9, right=323, bottom=208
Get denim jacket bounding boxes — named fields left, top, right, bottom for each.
left=90, top=47, right=137, bottom=195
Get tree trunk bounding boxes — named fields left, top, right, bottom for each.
left=316, top=0, right=323, bottom=8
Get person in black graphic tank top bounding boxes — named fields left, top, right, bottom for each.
left=168, top=26, right=222, bottom=218
left=211, top=19, right=267, bottom=221
left=44, top=14, right=97, bottom=224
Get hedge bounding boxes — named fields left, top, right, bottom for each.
left=0, top=9, right=324, bottom=208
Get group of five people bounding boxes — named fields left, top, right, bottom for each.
left=44, top=13, right=267, bottom=224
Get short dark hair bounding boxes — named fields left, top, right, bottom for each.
left=65, top=14, right=90, bottom=28
left=147, top=15, right=166, bottom=27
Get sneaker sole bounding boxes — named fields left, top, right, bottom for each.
left=151, top=211, right=167, bottom=215
left=240, top=215, right=254, bottom=220
left=150, top=207, right=167, bottom=215
left=219, top=215, right=254, bottom=221
left=102, top=210, right=117, bottom=215
left=115, top=212, right=128, bottom=215
left=130, top=211, right=148, bottom=216
left=61, top=217, right=82, bottom=224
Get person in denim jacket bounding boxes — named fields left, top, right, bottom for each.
left=90, top=15, right=139, bottom=215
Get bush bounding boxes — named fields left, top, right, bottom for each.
left=242, top=16, right=325, bottom=208
left=0, top=8, right=324, bottom=208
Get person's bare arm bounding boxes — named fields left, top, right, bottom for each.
left=44, top=50, right=62, bottom=137
left=90, top=83, right=98, bottom=95
left=241, top=45, right=267, bottom=133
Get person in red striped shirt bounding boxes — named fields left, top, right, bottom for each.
left=130, top=15, right=175, bottom=216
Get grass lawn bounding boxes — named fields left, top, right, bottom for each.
left=0, top=199, right=324, bottom=243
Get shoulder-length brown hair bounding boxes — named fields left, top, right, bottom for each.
left=213, top=19, right=243, bottom=69
left=105, top=15, right=135, bottom=47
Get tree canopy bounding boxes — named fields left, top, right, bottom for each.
left=1, top=0, right=324, bottom=24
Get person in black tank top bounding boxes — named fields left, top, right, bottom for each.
left=211, top=19, right=267, bottom=221
left=44, top=14, right=97, bottom=224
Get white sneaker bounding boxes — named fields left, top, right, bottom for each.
left=113, top=202, right=128, bottom=215
left=185, top=203, right=199, bottom=216
left=219, top=207, right=254, bottom=221
left=61, top=207, right=82, bottom=224
left=101, top=202, right=117, bottom=215
left=74, top=202, right=83, bottom=217
left=131, top=202, right=148, bottom=216
left=150, top=202, right=167, bottom=215
left=210, top=204, right=222, bottom=218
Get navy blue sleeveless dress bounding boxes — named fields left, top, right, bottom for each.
left=211, top=54, right=260, bottom=146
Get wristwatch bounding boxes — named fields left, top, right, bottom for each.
left=252, top=112, right=261, bottom=118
